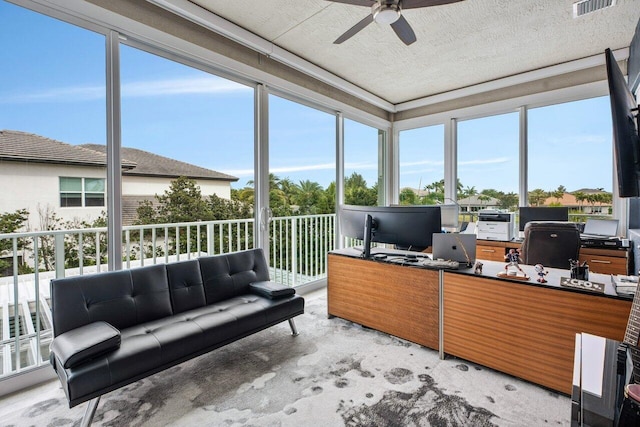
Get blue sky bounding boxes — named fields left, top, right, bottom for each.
left=0, top=1, right=614, bottom=194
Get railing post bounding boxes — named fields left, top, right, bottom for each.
left=55, top=233, right=65, bottom=279
left=291, top=217, right=297, bottom=287
left=207, top=223, right=215, bottom=255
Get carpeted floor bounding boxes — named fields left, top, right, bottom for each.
left=1, top=289, right=570, bottom=426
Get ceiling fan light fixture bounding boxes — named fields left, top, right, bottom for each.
left=372, top=3, right=401, bottom=25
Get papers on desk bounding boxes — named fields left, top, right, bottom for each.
left=611, top=274, right=639, bottom=295
left=573, top=333, right=606, bottom=397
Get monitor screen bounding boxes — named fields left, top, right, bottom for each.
left=605, top=48, right=640, bottom=198
left=518, top=206, right=569, bottom=231
left=339, top=205, right=442, bottom=256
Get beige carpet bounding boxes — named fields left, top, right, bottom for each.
left=0, top=289, right=570, bottom=426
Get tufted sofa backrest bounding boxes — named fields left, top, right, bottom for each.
left=199, top=248, right=270, bottom=304
left=51, top=249, right=273, bottom=336
left=51, top=264, right=172, bottom=337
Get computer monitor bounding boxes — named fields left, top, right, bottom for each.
left=518, top=206, right=569, bottom=231
left=339, top=204, right=442, bottom=258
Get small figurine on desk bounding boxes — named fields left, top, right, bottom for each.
left=534, top=264, right=548, bottom=283
left=504, top=248, right=524, bottom=274
left=474, top=261, right=483, bottom=275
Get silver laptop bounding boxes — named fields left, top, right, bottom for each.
left=432, top=233, right=477, bottom=266
left=581, top=219, right=619, bottom=239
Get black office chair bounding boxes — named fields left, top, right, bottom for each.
left=521, top=221, right=581, bottom=269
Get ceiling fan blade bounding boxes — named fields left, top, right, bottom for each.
left=400, top=0, right=464, bottom=9
left=334, top=14, right=374, bottom=44
left=325, top=0, right=376, bottom=6
left=390, top=15, right=416, bottom=45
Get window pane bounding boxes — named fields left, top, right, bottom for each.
left=457, top=112, right=519, bottom=215
left=344, top=119, right=384, bottom=206
left=84, top=178, right=105, bottom=192
left=84, top=193, right=105, bottom=207
left=398, top=125, right=444, bottom=205
left=61, top=193, right=82, bottom=207
left=120, top=43, right=254, bottom=259
left=60, top=177, right=82, bottom=191
left=269, top=95, right=335, bottom=216
left=0, top=1, right=106, bottom=377
left=528, top=97, right=612, bottom=219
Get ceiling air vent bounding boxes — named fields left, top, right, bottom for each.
left=573, top=0, right=615, bottom=17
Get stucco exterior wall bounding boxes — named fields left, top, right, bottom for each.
left=1, top=161, right=233, bottom=231
left=0, top=162, right=107, bottom=229
left=123, top=175, right=231, bottom=199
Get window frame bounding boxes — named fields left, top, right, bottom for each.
left=59, top=177, right=106, bottom=208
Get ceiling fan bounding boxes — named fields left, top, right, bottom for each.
left=327, top=0, right=463, bottom=45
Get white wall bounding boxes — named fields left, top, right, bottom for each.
left=1, top=162, right=233, bottom=231
left=122, top=175, right=231, bottom=199
left=0, top=162, right=107, bottom=229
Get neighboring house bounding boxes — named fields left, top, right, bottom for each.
left=457, top=195, right=500, bottom=212
left=0, top=130, right=238, bottom=228
left=541, top=191, right=612, bottom=215
left=81, top=144, right=238, bottom=225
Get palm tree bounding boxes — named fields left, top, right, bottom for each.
left=294, top=180, right=323, bottom=214
left=528, top=189, right=548, bottom=206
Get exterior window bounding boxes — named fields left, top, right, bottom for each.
left=528, top=97, right=612, bottom=220
left=60, top=177, right=105, bottom=207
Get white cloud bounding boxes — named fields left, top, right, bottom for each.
left=400, top=159, right=444, bottom=167
left=222, top=160, right=377, bottom=178
left=459, top=157, right=509, bottom=166
left=1, top=76, right=250, bottom=104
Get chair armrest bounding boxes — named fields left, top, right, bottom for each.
left=51, top=321, right=121, bottom=369
left=249, top=281, right=295, bottom=299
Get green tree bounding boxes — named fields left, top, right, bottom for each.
left=528, top=189, right=548, bottom=206
left=161, top=177, right=210, bottom=222
left=0, top=209, right=29, bottom=274
left=399, top=188, right=417, bottom=205
left=345, top=172, right=377, bottom=206
left=551, top=185, right=566, bottom=203
left=293, top=180, right=323, bottom=214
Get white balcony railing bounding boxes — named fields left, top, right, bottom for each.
left=0, top=214, right=335, bottom=379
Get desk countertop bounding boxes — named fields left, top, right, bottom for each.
left=329, top=246, right=632, bottom=301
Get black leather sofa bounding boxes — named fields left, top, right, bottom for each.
left=49, top=248, right=304, bottom=426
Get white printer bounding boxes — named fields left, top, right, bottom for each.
left=477, top=209, right=515, bottom=241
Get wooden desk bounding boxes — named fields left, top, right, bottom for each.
left=477, top=239, right=630, bottom=275
left=443, top=266, right=631, bottom=394
left=327, top=247, right=632, bottom=395
left=327, top=251, right=439, bottom=349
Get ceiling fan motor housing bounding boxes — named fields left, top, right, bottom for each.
left=372, top=0, right=401, bottom=24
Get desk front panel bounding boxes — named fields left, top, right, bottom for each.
left=443, top=273, right=631, bottom=394
left=328, top=253, right=439, bottom=349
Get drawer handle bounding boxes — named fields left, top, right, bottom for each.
left=590, top=259, right=612, bottom=264
left=481, top=249, right=495, bottom=253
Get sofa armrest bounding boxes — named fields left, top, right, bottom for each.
left=51, top=321, right=121, bottom=369
left=249, top=281, right=295, bottom=299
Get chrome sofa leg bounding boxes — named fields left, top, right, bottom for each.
left=81, top=396, right=101, bottom=427
left=288, top=318, right=299, bottom=336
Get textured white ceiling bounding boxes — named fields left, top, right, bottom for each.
left=189, top=0, right=640, bottom=105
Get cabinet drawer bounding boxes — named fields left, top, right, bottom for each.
left=578, top=254, right=627, bottom=275
left=477, top=245, right=506, bottom=262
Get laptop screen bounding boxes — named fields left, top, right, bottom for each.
left=432, top=234, right=476, bottom=265
left=582, top=219, right=619, bottom=237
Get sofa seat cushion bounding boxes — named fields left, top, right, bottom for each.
left=57, top=293, right=303, bottom=404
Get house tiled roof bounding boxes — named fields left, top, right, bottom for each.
left=81, top=144, right=238, bottom=182
left=0, top=130, right=136, bottom=169
left=122, top=195, right=157, bottom=226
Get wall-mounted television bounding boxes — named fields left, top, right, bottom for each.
left=518, top=206, right=569, bottom=232
left=339, top=205, right=442, bottom=258
left=605, top=48, right=640, bottom=198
